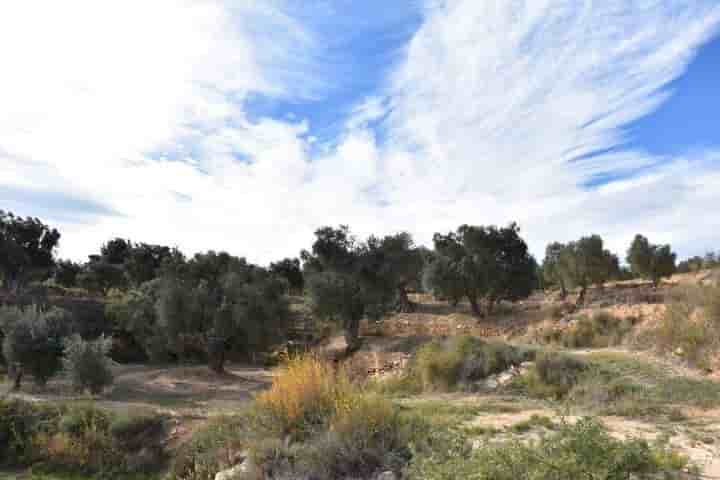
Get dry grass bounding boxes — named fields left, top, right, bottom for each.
left=255, top=355, right=356, bottom=437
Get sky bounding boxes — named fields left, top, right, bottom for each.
left=1, top=0, right=720, bottom=265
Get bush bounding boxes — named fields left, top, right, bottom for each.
left=651, top=285, right=720, bottom=369
left=0, top=306, right=73, bottom=387
left=0, top=399, right=166, bottom=475
left=521, top=352, right=587, bottom=399
left=405, top=417, right=693, bottom=479
left=168, top=415, right=249, bottom=480
left=413, top=336, right=534, bottom=392
left=561, top=312, right=634, bottom=349
left=170, top=355, right=423, bottom=480
left=62, top=334, right=114, bottom=394
left=254, top=354, right=355, bottom=438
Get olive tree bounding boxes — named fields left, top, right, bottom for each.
left=557, top=235, right=619, bottom=306
left=424, top=223, right=536, bottom=317
left=1, top=306, right=73, bottom=389
left=154, top=252, right=291, bottom=372
left=302, top=226, right=405, bottom=351
left=626, top=234, right=676, bottom=287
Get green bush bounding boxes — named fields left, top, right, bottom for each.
left=405, top=417, right=694, bottom=480
left=561, top=312, right=634, bottom=349
left=0, top=399, right=166, bottom=475
left=62, top=334, right=114, bottom=394
left=0, top=306, right=74, bottom=387
left=110, top=415, right=166, bottom=453
left=518, top=352, right=587, bottom=399
left=413, top=336, right=535, bottom=392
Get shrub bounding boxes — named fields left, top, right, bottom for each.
left=413, top=336, right=534, bottom=392
left=171, top=355, right=424, bottom=480
left=561, top=312, right=633, bottom=349
left=0, top=399, right=57, bottom=465
left=652, top=285, right=720, bottom=369
left=1, top=399, right=166, bottom=475
left=168, top=415, right=249, bottom=480
left=522, top=352, right=587, bottom=399
left=405, top=417, right=694, bottom=479
left=254, top=354, right=355, bottom=438
left=62, top=334, right=114, bottom=394
left=0, top=306, right=73, bottom=387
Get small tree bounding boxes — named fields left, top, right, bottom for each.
left=303, top=226, right=398, bottom=351
left=1, top=306, right=73, bottom=388
left=62, top=334, right=114, bottom=394
left=626, top=234, right=676, bottom=287
left=557, top=235, right=618, bottom=306
left=542, top=242, right=568, bottom=299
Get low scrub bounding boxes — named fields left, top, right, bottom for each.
left=513, top=351, right=587, bottom=399
left=380, top=336, right=536, bottom=393
left=405, top=417, right=695, bottom=479
left=170, top=355, right=422, bottom=480
left=0, top=399, right=166, bottom=476
left=533, top=312, right=635, bottom=349
left=648, top=284, right=720, bottom=369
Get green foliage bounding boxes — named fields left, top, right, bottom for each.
left=548, top=235, right=619, bottom=305
left=77, top=260, right=127, bottom=295
left=0, top=306, right=73, bottom=387
left=304, top=226, right=419, bottom=350
left=53, top=260, right=82, bottom=288
left=560, top=312, right=634, bottom=348
left=519, top=352, right=587, bottom=399
left=542, top=242, right=568, bottom=296
left=394, top=336, right=535, bottom=393
left=152, top=252, right=292, bottom=370
left=405, top=417, right=693, bottom=479
left=62, top=334, right=114, bottom=394
left=627, top=234, right=677, bottom=286
left=0, top=399, right=166, bottom=475
left=269, top=257, right=304, bottom=294
left=425, top=223, right=537, bottom=316
left=0, top=210, right=60, bottom=290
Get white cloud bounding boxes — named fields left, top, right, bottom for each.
left=1, top=0, right=720, bottom=264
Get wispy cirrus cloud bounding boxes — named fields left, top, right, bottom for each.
left=1, top=0, right=719, bottom=263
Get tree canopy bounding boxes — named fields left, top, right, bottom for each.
left=0, top=210, right=60, bottom=291
left=626, top=234, right=676, bottom=287
left=551, top=235, right=619, bottom=306
left=425, top=223, right=536, bottom=316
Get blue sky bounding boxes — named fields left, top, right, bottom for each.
left=1, top=1, right=719, bottom=263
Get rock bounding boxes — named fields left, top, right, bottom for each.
left=215, top=458, right=253, bottom=480
left=375, top=471, right=397, bottom=480
left=483, top=375, right=499, bottom=389
left=497, top=371, right=515, bottom=386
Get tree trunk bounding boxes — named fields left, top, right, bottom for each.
left=575, top=285, right=587, bottom=308
left=559, top=280, right=567, bottom=300
left=344, top=316, right=361, bottom=354
left=397, top=285, right=414, bottom=313
left=11, top=364, right=23, bottom=391
left=486, top=297, right=497, bottom=316
left=468, top=296, right=482, bottom=317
